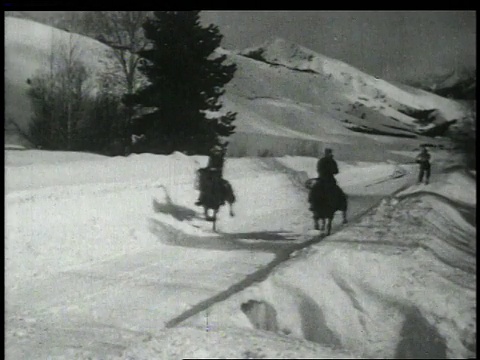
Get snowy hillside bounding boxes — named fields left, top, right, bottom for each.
left=5, top=149, right=476, bottom=358
left=5, top=17, right=116, bottom=140
left=220, top=38, right=471, bottom=156
left=5, top=18, right=470, bottom=159
left=408, top=68, right=476, bottom=100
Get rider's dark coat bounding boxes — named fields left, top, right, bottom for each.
left=415, top=151, right=431, bottom=170
left=317, top=154, right=339, bottom=182
left=207, top=150, right=225, bottom=176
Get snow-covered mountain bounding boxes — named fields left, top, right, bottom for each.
left=407, top=68, right=476, bottom=100
left=220, top=38, right=472, bottom=156
left=5, top=17, right=473, bottom=159
left=5, top=17, right=476, bottom=358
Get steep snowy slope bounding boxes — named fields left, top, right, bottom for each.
left=5, top=18, right=468, bottom=159
left=236, top=38, right=468, bottom=124
left=5, top=17, right=115, bottom=139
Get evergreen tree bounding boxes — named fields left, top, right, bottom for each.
left=124, top=11, right=237, bottom=154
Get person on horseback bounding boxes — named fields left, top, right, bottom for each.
left=309, top=148, right=339, bottom=210
left=207, top=144, right=225, bottom=177
left=195, top=144, right=225, bottom=206
left=316, top=148, right=339, bottom=184
left=308, top=148, right=348, bottom=229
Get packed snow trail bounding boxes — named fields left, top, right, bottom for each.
left=6, top=152, right=435, bottom=358
left=6, top=187, right=410, bottom=359
left=8, top=188, right=417, bottom=357
left=163, top=182, right=414, bottom=329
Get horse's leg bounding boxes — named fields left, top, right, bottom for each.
left=228, top=202, right=235, bottom=217
left=314, top=216, right=319, bottom=230
left=203, top=206, right=208, bottom=219
left=212, top=209, right=218, bottom=231
left=320, top=218, right=325, bottom=231
left=326, top=217, right=332, bottom=235
left=341, top=193, right=348, bottom=224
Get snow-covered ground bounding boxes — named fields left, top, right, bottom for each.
left=5, top=149, right=475, bottom=359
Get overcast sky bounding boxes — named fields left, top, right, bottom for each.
left=15, top=10, right=475, bottom=82
left=201, top=11, right=476, bottom=82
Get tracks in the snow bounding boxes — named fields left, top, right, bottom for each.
left=165, top=181, right=414, bottom=329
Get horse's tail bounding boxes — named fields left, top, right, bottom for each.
left=222, top=179, right=236, bottom=204
left=340, top=189, right=348, bottom=212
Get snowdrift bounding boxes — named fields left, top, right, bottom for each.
left=6, top=149, right=475, bottom=358
left=122, top=326, right=360, bottom=359
left=181, top=170, right=476, bottom=359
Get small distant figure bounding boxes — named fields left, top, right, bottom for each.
left=416, top=147, right=431, bottom=185
left=317, top=148, right=339, bottom=185
left=308, top=148, right=348, bottom=233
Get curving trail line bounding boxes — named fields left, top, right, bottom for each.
left=6, top=167, right=418, bottom=358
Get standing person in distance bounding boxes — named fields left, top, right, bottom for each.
left=416, top=146, right=431, bottom=185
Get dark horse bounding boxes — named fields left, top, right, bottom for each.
left=196, top=168, right=236, bottom=231
left=307, top=178, right=348, bottom=235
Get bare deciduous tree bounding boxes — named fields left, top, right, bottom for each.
left=27, top=31, right=91, bottom=150
left=80, top=11, right=150, bottom=143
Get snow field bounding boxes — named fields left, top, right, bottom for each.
left=5, top=150, right=475, bottom=359
left=182, top=182, right=476, bottom=358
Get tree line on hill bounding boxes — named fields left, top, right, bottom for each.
left=23, top=11, right=237, bottom=156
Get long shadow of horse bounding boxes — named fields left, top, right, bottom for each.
left=152, top=197, right=199, bottom=221
left=152, top=184, right=200, bottom=222
left=148, top=217, right=298, bottom=253
left=150, top=184, right=298, bottom=252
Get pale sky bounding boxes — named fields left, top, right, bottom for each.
left=201, top=11, right=476, bottom=81
left=15, top=10, right=476, bottom=82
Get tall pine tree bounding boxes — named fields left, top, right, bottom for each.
left=125, top=11, right=237, bottom=154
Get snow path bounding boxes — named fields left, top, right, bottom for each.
left=6, top=168, right=418, bottom=358
left=9, top=151, right=447, bottom=358
left=163, top=184, right=415, bottom=329
left=179, top=173, right=475, bottom=358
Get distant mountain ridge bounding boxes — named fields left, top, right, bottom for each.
left=226, top=38, right=470, bottom=133
left=406, top=69, right=476, bottom=100
left=5, top=18, right=473, bottom=158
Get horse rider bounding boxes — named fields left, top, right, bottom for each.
left=309, top=148, right=339, bottom=210
left=195, top=144, right=225, bottom=206
left=317, top=148, right=339, bottom=185
left=416, top=146, right=431, bottom=185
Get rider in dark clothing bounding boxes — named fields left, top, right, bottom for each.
left=195, top=145, right=225, bottom=206
left=207, top=145, right=225, bottom=177
left=317, top=148, right=339, bottom=184
left=309, top=148, right=340, bottom=211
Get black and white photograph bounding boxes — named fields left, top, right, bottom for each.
left=5, top=10, right=476, bottom=359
